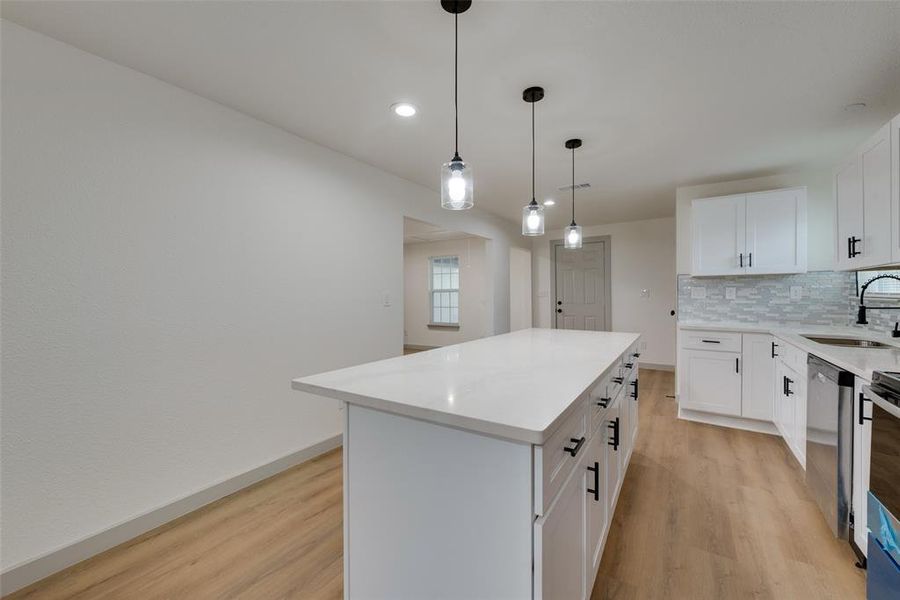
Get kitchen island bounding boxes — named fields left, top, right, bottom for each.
left=292, top=328, right=641, bottom=599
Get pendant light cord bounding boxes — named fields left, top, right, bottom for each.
left=531, top=101, right=535, bottom=202
left=571, top=146, right=576, bottom=224
left=454, top=11, right=459, bottom=156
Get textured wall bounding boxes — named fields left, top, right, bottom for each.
left=678, top=271, right=900, bottom=336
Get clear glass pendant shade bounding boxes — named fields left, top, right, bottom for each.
left=522, top=202, right=545, bottom=236
left=564, top=224, right=583, bottom=249
left=441, top=159, right=473, bottom=210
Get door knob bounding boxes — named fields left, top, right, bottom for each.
left=557, top=300, right=562, bottom=306
left=556, top=308, right=562, bottom=314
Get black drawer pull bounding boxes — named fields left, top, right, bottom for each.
left=701, top=339, right=721, bottom=344
left=586, top=462, right=600, bottom=501
left=783, top=376, right=793, bottom=396
left=596, top=397, right=611, bottom=408
left=633, top=352, right=641, bottom=358
left=859, top=392, right=872, bottom=426
left=771, top=342, right=778, bottom=358
left=624, top=362, right=634, bottom=369
left=612, top=376, right=624, bottom=385
left=608, top=418, right=620, bottom=451
left=631, top=378, right=639, bottom=401
left=564, top=436, right=586, bottom=457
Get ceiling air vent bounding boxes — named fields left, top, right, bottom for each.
left=558, top=182, right=591, bottom=192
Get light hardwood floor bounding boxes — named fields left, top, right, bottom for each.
left=6, top=369, right=865, bottom=599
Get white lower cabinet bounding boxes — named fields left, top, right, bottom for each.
left=741, top=333, right=775, bottom=420
left=773, top=345, right=807, bottom=469
left=534, top=345, right=639, bottom=600
left=535, top=452, right=587, bottom=600
left=679, top=348, right=742, bottom=416
left=853, top=378, right=872, bottom=557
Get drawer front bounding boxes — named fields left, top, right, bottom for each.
left=681, top=330, right=742, bottom=353
left=776, top=340, right=806, bottom=373
left=590, top=374, right=613, bottom=434
left=536, top=400, right=589, bottom=515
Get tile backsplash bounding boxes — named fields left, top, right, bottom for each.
left=677, top=271, right=900, bottom=336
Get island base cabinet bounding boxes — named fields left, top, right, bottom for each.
left=534, top=453, right=587, bottom=600
left=344, top=404, right=533, bottom=599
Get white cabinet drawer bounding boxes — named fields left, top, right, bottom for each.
left=774, top=338, right=806, bottom=373
left=589, top=374, right=613, bottom=434
left=535, top=400, right=589, bottom=515
left=680, top=330, right=742, bottom=353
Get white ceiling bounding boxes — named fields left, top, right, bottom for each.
left=403, top=217, right=478, bottom=244
left=3, top=1, right=899, bottom=229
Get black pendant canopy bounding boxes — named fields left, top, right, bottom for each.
left=441, top=0, right=472, bottom=13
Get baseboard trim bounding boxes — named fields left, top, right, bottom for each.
left=638, top=362, right=675, bottom=372
left=678, top=408, right=777, bottom=436
left=0, top=433, right=342, bottom=596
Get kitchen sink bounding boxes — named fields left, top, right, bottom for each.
left=801, top=335, right=893, bottom=348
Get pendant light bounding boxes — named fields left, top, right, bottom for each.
left=440, top=0, right=474, bottom=210
left=521, top=87, right=545, bottom=236
left=564, top=138, right=583, bottom=249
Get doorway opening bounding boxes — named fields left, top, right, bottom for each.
left=403, top=218, right=490, bottom=354
left=550, top=236, right=612, bottom=331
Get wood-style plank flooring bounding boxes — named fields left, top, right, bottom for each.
left=7, top=369, right=865, bottom=599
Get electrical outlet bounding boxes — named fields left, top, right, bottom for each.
left=790, top=286, right=802, bottom=301
left=725, top=287, right=736, bottom=300
left=690, top=286, right=707, bottom=299
left=640, top=288, right=651, bottom=298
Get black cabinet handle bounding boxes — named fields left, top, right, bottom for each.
left=624, top=362, right=634, bottom=369
left=633, top=352, right=641, bottom=358
left=630, top=378, right=639, bottom=400
left=608, top=418, right=620, bottom=451
left=586, top=462, right=600, bottom=501
left=748, top=252, right=752, bottom=267
left=859, top=392, right=872, bottom=426
left=612, top=376, right=624, bottom=385
left=739, top=253, right=744, bottom=267
left=784, top=376, right=793, bottom=396
left=597, top=397, right=611, bottom=408
left=564, top=436, right=586, bottom=457
left=849, top=236, right=861, bottom=258
left=701, top=339, right=721, bottom=344
left=735, top=357, right=740, bottom=373
left=771, top=342, right=778, bottom=358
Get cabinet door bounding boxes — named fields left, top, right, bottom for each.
left=584, top=433, right=608, bottom=593
left=860, top=122, right=893, bottom=267
left=680, top=349, right=742, bottom=416
left=691, top=195, right=746, bottom=275
left=853, top=379, right=872, bottom=556
left=745, top=189, right=807, bottom=274
left=792, top=368, right=807, bottom=469
left=741, top=334, right=775, bottom=421
left=835, top=156, right=864, bottom=271
left=535, top=457, right=586, bottom=600
left=605, top=400, right=621, bottom=515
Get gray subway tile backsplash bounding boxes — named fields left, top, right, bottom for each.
left=677, top=271, right=900, bottom=336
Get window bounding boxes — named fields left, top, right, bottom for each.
left=430, top=256, right=460, bottom=326
left=857, top=269, right=900, bottom=299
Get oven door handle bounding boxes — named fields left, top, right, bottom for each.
left=864, top=385, right=900, bottom=420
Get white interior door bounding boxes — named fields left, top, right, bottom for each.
left=555, top=241, right=608, bottom=331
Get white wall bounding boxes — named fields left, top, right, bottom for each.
left=532, top=217, right=677, bottom=367
left=0, top=21, right=528, bottom=575
left=675, top=170, right=834, bottom=274
left=403, top=237, right=489, bottom=347
left=509, top=247, right=533, bottom=331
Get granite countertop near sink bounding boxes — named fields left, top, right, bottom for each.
left=678, top=321, right=900, bottom=381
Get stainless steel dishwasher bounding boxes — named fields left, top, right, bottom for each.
left=806, top=354, right=854, bottom=540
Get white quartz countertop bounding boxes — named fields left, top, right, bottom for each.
left=678, top=321, right=900, bottom=381
left=292, top=328, right=640, bottom=444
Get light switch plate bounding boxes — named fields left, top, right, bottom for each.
left=725, top=287, right=736, bottom=300
left=690, top=286, right=707, bottom=299
left=790, top=286, right=802, bottom=301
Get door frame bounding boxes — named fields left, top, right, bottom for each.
left=550, top=235, right=612, bottom=330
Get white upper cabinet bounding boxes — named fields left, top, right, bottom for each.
left=835, top=115, right=900, bottom=270
left=745, top=188, right=807, bottom=274
left=691, top=188, right=807, bottom=276
left=691, top=195, right=746, bottom=275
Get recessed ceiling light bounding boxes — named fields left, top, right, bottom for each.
left=543, top=199, right=556, bottom=206
left=843, top=102, right=867, bottom=112
left=392, top=102, right=417, bottom=117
